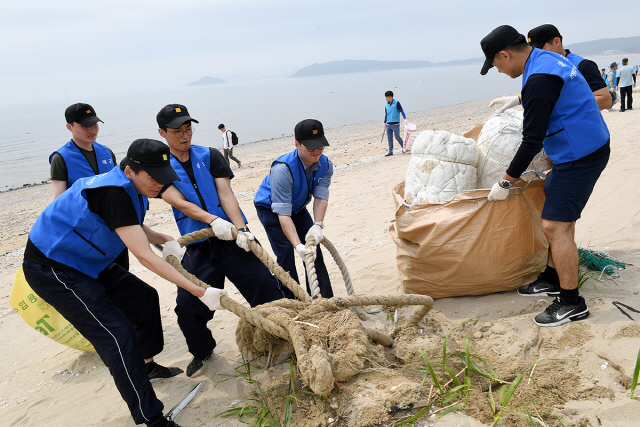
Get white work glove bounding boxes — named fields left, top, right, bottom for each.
left=403, top=119, right=408, bottom=125
left=200, top=287, right=228, bottom=311
left=295, top=243, right=313, bottom=263
left=236, top=229, right=255, bottom=252
left=162, top=240, right=184, bottom=263
left=305, top=223, right=324, bottom=245
left=209, top=217, right=235, bottom=240
left=487, top=181, right=510, bottom=201
left=489, top=96, right=520, bottom=113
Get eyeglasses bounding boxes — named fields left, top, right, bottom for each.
left=168, top=127, right=194, bottom=138
left=306, top=146, right=325, bottom=153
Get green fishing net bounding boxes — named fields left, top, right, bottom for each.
left=578, top=248, right=625, bottom=276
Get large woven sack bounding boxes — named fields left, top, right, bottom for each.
left=389, top=179, right=548, bottom=299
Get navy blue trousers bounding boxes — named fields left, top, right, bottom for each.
left=22, top=259, right=164, bottom=425
left=255, top=205, right=333, bottom=299
left=176, top=238, right=288, bottom=358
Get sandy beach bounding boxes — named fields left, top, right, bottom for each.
left=1, top=96, right=639, bottom=427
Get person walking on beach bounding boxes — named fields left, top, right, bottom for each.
left=490, top=25, right=611, bottom=111
left=616, top=58, right=634, bottom=112
left=480, top=25, right=610, bottom=327
left=383, top=90, right=407, bottom=156
left=607, top=62, right=618, bottom=93
left=218, top=123, right=241, bottom=167
left=156, top=104, right=287, bottom=377
left=50, top=102, right=130, bottom=270
left=254, top=119, right=334, bottom=298
left=21, top=139, right=218, bottom=427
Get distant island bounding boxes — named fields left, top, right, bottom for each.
left=292, top=36, right=640, bottom=78
left=188, top=76, right=225, bottom=86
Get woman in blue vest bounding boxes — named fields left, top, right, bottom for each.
left=255, top=119, right=334, bottom=299
left=480, top=25, right=610, bottom=328
left=383, top=91, right=407, bottom=156
left=155, top=104, right=288, bottom=379
left=22, top=139, right=223, bottom=427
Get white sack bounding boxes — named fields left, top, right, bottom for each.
left=404, top=130, right=478, bottom=206
left=476, top=109, right=552, bottom=188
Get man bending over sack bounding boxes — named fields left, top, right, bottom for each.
left=254, top=119, right=334, bottom=299
left=22, top=139, right=226, bottom=427
left=480, top=25, right=610, bottom=327
left=156, top=104, right=288, bottom=377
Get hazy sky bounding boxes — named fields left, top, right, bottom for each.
left=2, top=0, right=638, bottom=105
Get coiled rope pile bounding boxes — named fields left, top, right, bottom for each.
left=165, top=228, right=433, bottom=396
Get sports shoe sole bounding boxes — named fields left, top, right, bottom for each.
left=517, top=288, right=560, bottom=297
left=534, top=308, right=589, bottom=327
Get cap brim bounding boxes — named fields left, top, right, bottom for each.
left=528, top=41, right=546, bottom=49
left=300, top=135, right=330, bottom=150
left=77, top=116, right=103, bottom=126
left=164, top=116, right=199, bottom=129
left=144, top=165, right=180, bottom=185
left=480, top=56, right=494, bottom=75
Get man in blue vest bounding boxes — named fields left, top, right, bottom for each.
left=155, top=104, right=287, bottom=378
left=50, top=103, right=116, bottom=199
left=383, top=91, right=407, bottom=156
left=22, top=139, right=224, bottom=427
left=490, top=25, right=612, bottom=112
left=254, top=119, right=334, bottom=299
left=49, top=103, right=130, bottom=270
left=480, top=25, right=610, bottom=327
left=527, top=24, right=612, bottom=111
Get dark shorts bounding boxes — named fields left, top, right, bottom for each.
left=541, top=153, right=609, bottom=222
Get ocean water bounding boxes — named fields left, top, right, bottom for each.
left=1, top=55, right=635, bottom=192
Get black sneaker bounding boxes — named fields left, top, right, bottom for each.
left=517, top=273, right=560, bottom=297
left=186, top=349, right=214, bottom=377
left=147, top=416, right=181, bottom=427
left=534, top=296, right=589, bottom=327
left=385, top=152, right=393, bottom=157
left=147, top=363, right=183, bottom=382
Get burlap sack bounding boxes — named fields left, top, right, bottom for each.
left=389, top=179, right=548, bottom=299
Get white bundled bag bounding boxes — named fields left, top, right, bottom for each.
left=476, top=109, right=552, bottom=188
left=404, top=130, right=478, bottom=206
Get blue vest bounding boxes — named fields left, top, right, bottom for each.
left=170, top=145, right=247, bottom=244
left=29, top=168, right=147, bottom=278
left=385, top=99, right=401, bottom=123
left=50, top=140, right=114, bottom=187
left=254, top=150, right=329, bottom=214
left=523, top=49, right=609, bottom=164
left=565, top=51, right=584, bottom=68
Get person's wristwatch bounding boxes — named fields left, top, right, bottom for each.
left=313, top=221, right=324, bottom=229
left=238, top=227, right=249, bottom=233
left=499, top=178, right=512, bottom=189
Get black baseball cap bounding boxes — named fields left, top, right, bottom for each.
left=156, top=104, right=199, bottom=129
left=294, top=119, right=330, bottom=150
left=126, top=139, right=179, bottom=185
left=480, top=25, right=526, bottom=75
left=527, top=24, right=562, bottom=49
left=65, top=103, right=103, bottom=126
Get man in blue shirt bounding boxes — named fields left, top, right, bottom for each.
left=22, top=139, right=217, bottom=427
left=155, top=104, right=287, bottom=378
left=254, top=119, right=334, bottom=298
left=383, top=91, right=407, bottom=156
left=526, top=24, right=611, bottom=110
left=616, top=58, right=634, bottom=112
left=480, top=25, right=610, bottom=327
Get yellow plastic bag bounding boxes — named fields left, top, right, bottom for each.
left=10, top=267, right=95, bottom=352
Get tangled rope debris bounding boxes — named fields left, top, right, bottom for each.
left=166, top=228, right=433, bottom=396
